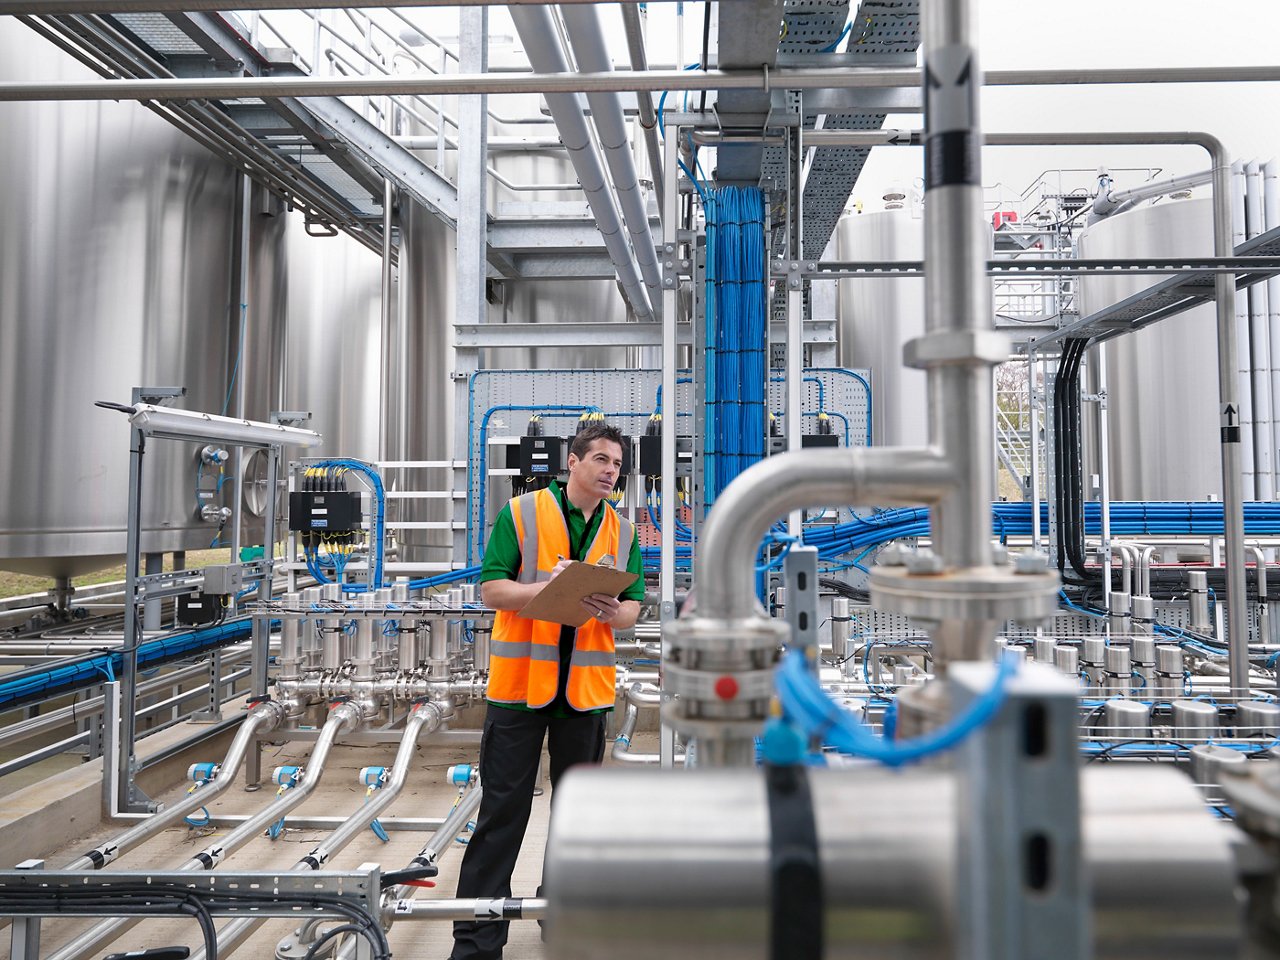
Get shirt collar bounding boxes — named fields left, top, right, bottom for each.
left=550, top=480, right=596, bottom=522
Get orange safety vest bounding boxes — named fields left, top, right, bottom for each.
left=487, top=488, right=634, bottom=711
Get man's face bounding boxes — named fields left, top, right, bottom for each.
left=567, top=438, right=623, bottom=500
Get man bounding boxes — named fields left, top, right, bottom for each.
left=450, top=422, right=644, bottom=960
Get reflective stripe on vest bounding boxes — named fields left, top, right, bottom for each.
left=486, top=486, right=627, bottom=711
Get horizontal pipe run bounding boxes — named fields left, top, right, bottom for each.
left=202, top=814, right=446, bottom=832
left=381, top=897, right=548, bottom=921
left=698, top=447, right=955, bottom=619
left=0, top=65, right=1277, bottom=101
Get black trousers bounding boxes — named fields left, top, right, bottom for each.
left=450, top=703, right=608, bottom=960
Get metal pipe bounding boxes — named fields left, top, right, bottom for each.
left=1247, top=543, right=1269, bottom=604
left=1112, top=542, right=1134, bottom=596
left=618, top=2, right=664, bottom=205
left=697, top=448, right=954, bottom=618
left=1232, top=161, right=1257, bottom=500
left=381, top=898, right=547, bottom=921
left=63, top=698, right=287, bottom=871
left=47, top=702, right=360, bottom=960
left=3, top=65, right=1279, bottom=101
left=1091, top=167, right=1214, bottom=219
left=508, top=6, right=654, bottom=321
left=1246, top=161, right=1274, bottom=500
left=188, top=701, right=444, bottom=960
left=1266, top=159, right=1280, bottom=494
left=801, top=124, right=1251, bottom=690
left=379, top=179, right=396, bottom=465
left=560, top=3, right=663, bottom=298
left=1138, top=545, right=1156, bottom=597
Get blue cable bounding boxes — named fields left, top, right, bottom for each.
left=777, top=647, right=1017, bottom=766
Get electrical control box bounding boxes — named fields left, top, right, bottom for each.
left=638, top=436, right=693, bottom=478
left=177, top=593, right=220, bottom=626
left=202, top=563, right=245, bottom=596
left=288, top=491, right=362, bottom=533
left=519, top=436, right=564, bottom=476
left=801, top=433, right=840, bottom=448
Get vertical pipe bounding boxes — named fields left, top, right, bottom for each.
left=379, top=179, right=397, bottom=464
left=230, top=174, right=252, bottom=559
left=1265, top=159, right=1280, bottom=497
left=1096, top=346, right=1112, bottom=610
left=1246, top=161, right=1273, bottom=500
left=786, top=125, right=804, bottom=537
left=659, top=123, right=680, bottom=769
left=1028, top=350, right=1040, bottom=548
left=1208, top=142, right=1250, bottom=696
left=921, top=0, right=993, bottom=571
left=1231, top=161, right=1256, bottom=500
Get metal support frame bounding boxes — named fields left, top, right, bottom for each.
left=786, top=120, right=804, bottom=537
left=109, top=389, right=295, bottom=814
left=782, top=546, right=819, bottom=661
left=8, top=860, right=42, bottom=960
left=953, top=661, right=1085, bottom=960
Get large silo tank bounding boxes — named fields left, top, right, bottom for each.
left=0, top=21, right=238, bottom=578
left=836, top=209, right=928, bottom=447
left=1077, top=198, right=1220, bottom=500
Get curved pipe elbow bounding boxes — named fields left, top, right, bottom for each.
left=696, top=447, right=955, bottom=618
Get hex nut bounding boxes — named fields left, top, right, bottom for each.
left=1013, top=551, right=1051, bottom=575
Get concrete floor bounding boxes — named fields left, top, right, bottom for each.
left=20, top=725, right=659, bottom=960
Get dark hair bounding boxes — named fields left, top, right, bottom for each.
left=570, top=422, right=626, bottom=460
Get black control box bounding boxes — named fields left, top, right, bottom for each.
left=288, top=491, right=362, bottom=533
left=638, top=435, right=693, bottom=477
left=519, top=436, right=564, bottom=476
left=177, top=592, right=220, bottom=626
left=801, top=433, right=840, bottom=448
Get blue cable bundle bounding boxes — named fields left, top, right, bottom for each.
left=705, top=185, right=768, bottom=502
left=0, top=618, right=257, bottom=711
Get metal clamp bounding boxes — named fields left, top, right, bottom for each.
left=903, top=329, right=1011, bottom=368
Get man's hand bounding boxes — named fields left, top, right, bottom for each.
left=581, top=592, right=622, bottom=624
left=548, top=558, right=574, bottom=581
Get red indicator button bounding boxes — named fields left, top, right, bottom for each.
left=714, top=676, right=739, bottom=700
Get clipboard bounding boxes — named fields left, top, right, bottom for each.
left=517, top=561, right=639, bottom=627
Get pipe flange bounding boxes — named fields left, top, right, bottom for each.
left=661, top=701, right=766, bottom=745
left=664, top=615, right=788, bottom=669
left=903, top=330, right=1011, bottom=369
left=869, top=564, right=1059, bottom=625
left=663, top=662, right=776, bottom=720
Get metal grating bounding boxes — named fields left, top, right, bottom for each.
left=110, top=13, right=206, bottom=56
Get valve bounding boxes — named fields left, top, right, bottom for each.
left=447, top=764, right=476, bottom=788
left=359, top=766, right=387, bottom=788
left=187, top=762, right=218, bottom=784
left=272, top=765, right=301, bottom=788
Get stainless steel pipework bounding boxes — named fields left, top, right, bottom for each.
left=46, top=701, right=361, bottom=960
left=63, top=697, right=289, bottom=871
left=188, top=700, right=445, bottom=960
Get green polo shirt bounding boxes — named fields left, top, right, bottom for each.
left=481, top=481, right=645, bottom=717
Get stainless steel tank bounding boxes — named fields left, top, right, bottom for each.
left=0, top=21, right=237, bottom=576
left=836, top=208, right=928, bottom=447
left=1077, top=198, right=1220, bottom=500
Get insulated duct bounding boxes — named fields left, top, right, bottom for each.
left=509, top=5, right=655, bottom=321
left=559, top=3, right=662, bottom=299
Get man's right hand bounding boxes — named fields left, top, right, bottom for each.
left=548, top=558, right=574, bottom=581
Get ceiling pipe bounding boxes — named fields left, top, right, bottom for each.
left=4, top=65, right=1279, bottom=102
left=559, top=3, right=663, bottom=299
left=618, top=2, right=665, bottom=207
left=508, top=5, right=654, bottom=321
